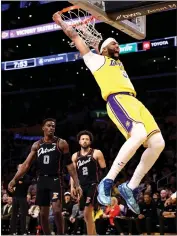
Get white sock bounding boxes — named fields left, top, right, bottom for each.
left=105, top=136, right=142, bottom=180
left=128, top=147, right=161, bottom=190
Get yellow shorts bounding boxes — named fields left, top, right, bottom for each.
left=107, top=93, right=160, bottom=140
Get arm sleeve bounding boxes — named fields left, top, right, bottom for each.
left=83, top=51, right=105, bottom=73
left=63, top=152, right=72, bottom=166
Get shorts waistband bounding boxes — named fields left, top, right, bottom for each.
left=107, top=92, right=135, bottom=101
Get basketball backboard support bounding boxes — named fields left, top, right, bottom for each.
left=68, top=1, right=177, bottom=40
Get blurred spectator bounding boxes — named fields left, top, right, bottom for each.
left=92, top=204, right=104, bottom=223
left=27, top=181, right=37, bottom=206
left=48, top=204, right=55, bottom=234
left=135, top=193, right=157, bottom=235
left=62, top=192, right=74, bottom=234
left=153, top=192, right=160, bottom=205
left=159, top=198, right=176, bottom=234
left=1, top=197, right=12, bottom=235
left=95, top=197, right=120, bottom=234
left=27, top=205, right=40, bottom=234
left=2, top=193, right=9, bottom=207
left=69, top=200, right=85, bottom=234
left=157, top=189, right=168, bottom=212
left=10, top=164, right=31, bottom=235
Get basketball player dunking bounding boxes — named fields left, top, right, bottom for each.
left=71, top=130, right=106, bottom=235
left=53, top=13, right=165, bottom=214
left=8, top=118, right=82, bottom=235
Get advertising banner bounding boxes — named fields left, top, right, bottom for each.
left=1, top=17, right=99, bottom=39
left=1, top=36, right=176, bottom=71
left=138, top=37, right=175, bottom=51
left=119, top=43, right=137, bottom=54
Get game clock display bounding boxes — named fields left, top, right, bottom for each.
left=4, top=58, right=36, bottom=70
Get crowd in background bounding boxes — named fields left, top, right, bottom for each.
left=1, top=88, right=176, bottom=235
left=1, top=168, right=176, bottom=235
left=1, top=2, right=176, bottom=235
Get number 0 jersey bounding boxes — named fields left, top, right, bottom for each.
left=76, top=148, right=99, bottom=186
left=36, top=137, right=63, bottom=177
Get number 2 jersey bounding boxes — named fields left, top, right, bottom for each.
left=36, top=137, right=63, bottom=177
left=76, top=148, right=99, bottom=186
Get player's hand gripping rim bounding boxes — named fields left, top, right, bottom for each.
left=52, top=12, right=62, bottom=25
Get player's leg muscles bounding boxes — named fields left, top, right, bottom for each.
left=40, top=206, right=50, bottom=234
left=106, top=122, right=147, bottom=180
left=128, top=132, right=165, bottom=189
left=84, top=205, right=96, bottom=235
left=106, top=95, right=147, bottom=180
left=52, top=200, right=64, bottom=234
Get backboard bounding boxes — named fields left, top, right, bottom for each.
left=68, top=1, right=176, bottom=40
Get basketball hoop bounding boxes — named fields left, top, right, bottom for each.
left=58, top=5, right=103, bottom=48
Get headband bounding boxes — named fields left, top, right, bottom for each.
left=100, top=38, right=117, bottom=53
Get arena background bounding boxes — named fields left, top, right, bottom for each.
left=1, top=1, right=177, bottom=235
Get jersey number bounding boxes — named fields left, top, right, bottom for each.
left=82, top=167, right=88, bottom=175
left=43, top=155, right=50, bottom=164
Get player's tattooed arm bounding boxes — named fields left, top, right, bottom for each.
left=52, top=12, right=90, bottom=56
left=8, top=141, right=38, bottom=192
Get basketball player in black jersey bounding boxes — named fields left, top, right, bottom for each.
left=8, top=118, right=82, bottom=235
left=70, top=130, right=106, bottom=235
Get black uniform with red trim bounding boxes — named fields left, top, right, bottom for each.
left=76, top=148, right=99, bottom=207
left=36, top=136, right=63, bottom=206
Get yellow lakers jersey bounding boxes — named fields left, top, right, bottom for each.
left=93, top=56, right=136, bottom=101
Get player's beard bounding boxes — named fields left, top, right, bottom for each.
left=108, top=48, right=119, bottom=60
left=81, top=144, right=90, bottom=150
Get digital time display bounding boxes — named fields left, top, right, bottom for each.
left=4, top=58, right=36, bottom=70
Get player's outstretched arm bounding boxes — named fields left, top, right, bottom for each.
left=53, top=12, right=90, bottom=56
left=8, top=141, right=38, bottom=192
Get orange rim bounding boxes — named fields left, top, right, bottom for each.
left=58, top=5, right=95, bottom=27
left=58, top=5, right=80, bottom=14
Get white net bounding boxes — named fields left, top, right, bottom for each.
left=60, top=7, right=103, bottom=48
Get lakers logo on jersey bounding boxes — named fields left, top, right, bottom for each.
left=93, top=56, right=136, bottom=101
left=110, top=60, right=118, bottom=66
